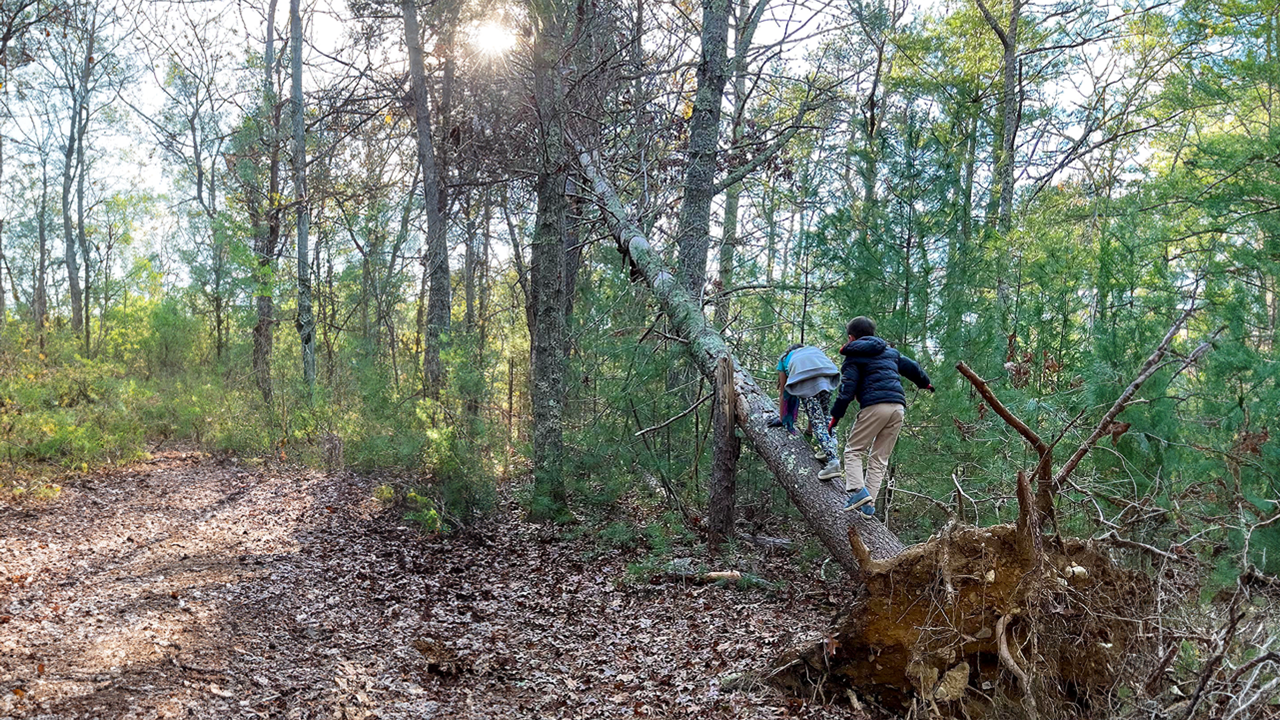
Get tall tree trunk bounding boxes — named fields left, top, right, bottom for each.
left=976, top=0, right=1022, bottom=325
left=252, top=0, right=280, bottom=403
left=994, top=2, right=1020, bottom=235
left=479, top=189, right=492, bottom=355
left=290, top=0, right=316, bottom=389
left=401, top=0, right=450, bottom=397
left=464, top=191, right=477, bottom=333
left=0, top=218, right=5, bottom=328
left=61, top=108, right=82, bottom=333
left=428, top=12, right=456, bottom=386
left=942, top=109, right=978, bottom=355
left=563, top=193, right=583, bottom=326
left=528, top=7, right=571, bottom=514
left=0, top=134, right=5, bottom=327
left=674, top=0, right=731, bottom=297
left=709, top=0, right=767, bottom=537
left=213, top=273, right=225, bottom=358
left=716, top=183, right=739, bottom=328
left=856, top=60, right=884, bottom=249
left=76, top=105, right=91, bottom=355
left=35, top=157, right=48, bottom=331
left=631, top=0, right=650, bottom=226
left=714, top=0, right=767, bottom=325
left=668, top=0, right=730, bottom=518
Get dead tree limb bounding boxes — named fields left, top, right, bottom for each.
left=708, top=354, right=740, bottom=548
left=957, top=361, right=1052, bottom=538
left=1094, top=529, right=1187, bottom=563
left=634, top=392, right=712, bottom=437
left=1183, top=601, right=1244, bottom=720
left=1015, top=470, right=1043, bottom=562
left=956, top=362, right=1049, bottom=459
left=577, top=144, right=904, bottom=575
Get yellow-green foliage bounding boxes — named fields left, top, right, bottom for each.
left=0, top=334, right=150, bottom=468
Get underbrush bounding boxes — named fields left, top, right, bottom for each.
left=0, top=344, right=151, bottom=470
left=0, top=327, right=497, bottom=527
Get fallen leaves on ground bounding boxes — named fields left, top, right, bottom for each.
left=0, top=448, right=871, bottom=719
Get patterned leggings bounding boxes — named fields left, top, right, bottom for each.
left=799, top=392, right=839, bottom=461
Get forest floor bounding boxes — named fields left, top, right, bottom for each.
left=0, top=448, right=871, bottom=720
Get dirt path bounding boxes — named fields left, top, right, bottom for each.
left=1, top=450, right=866, bottom=719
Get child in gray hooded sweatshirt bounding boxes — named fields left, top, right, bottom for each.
left=771, top=344, right=843, bottom=479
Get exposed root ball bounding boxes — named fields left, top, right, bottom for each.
left=771, top=524, right=1155, bottom=717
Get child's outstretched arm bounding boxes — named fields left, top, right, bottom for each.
left=897, top=355, right=934, bottom=392
left=829, top=363, right=861, bottom=428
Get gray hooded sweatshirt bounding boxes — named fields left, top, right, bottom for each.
left=780, top=346, right=840, bottom=398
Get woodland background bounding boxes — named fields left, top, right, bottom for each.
left=0, top=0, right=1277, bottom=598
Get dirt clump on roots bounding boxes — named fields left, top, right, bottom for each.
left=770, top=523, right=1155, bottom=718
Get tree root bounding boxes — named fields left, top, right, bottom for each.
left=996, top=614, right=1037, bottom=720
left=769, top=524, right=1156, bottom=717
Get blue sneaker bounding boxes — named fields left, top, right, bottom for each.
left=859, top=504, right=876, bottom=517
left=844, top=487, right=871, bottom=512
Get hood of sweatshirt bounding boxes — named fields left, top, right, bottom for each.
left=840, top=336, right=889, bottom=357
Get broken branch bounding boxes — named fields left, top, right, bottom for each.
left=634, top=392, right=712, bottom=438
left=956, top=361, right=1053, bottom=530
left=1095, top=530, right=1186, bottom=563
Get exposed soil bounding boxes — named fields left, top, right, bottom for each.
left=772, top=523, right=1156, bottom=718
left=0, top=449, right=872, bottom=719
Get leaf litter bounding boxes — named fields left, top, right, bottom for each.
left=0, top=448, right=873, bottom=719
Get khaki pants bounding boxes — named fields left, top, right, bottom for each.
left=843, top=403, right=905, bottom=500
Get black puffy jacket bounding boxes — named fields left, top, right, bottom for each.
left=829, top=336, right=931, bottom=422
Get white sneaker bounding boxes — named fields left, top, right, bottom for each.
left=817, top=459, right=842, bottom=480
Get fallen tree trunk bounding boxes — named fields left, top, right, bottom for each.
left=576, top=146, right=904, bottom=575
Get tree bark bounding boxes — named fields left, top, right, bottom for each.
left=76, top=102, right=91, bottom=354
left=464, top=191, right=477, bottom=333
left=528, top=10, right=571, bottom=512
left=708, top=355, right=740, bottom=547
left=670, top=0, right=738, bottom=532
left=252, top=0, right=280, bottom=404
left=578, top=147, right=904, bottom=574
left=35, top=156, right=48, bottom=331
left=401, top=0, right=451, bottom=397
left=0, top=134, right=5, bottom=327
left=61, top=105, right=82, bottom=333
left=975, top=0, right=1021, bottom=235
left=674, top=0, right=731, bottom=297
left=707, top=0, right=766, bottom=544
left=290, top=0, right=316, bottom=389
left=714, top=0, right=767, bottom=327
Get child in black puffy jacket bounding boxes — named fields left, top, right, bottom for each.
left=828, top=317, right=933, bottom=516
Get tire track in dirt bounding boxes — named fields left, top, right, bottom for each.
left=1, top=449, right=869, bottom=719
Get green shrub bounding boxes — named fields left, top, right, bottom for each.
left=599, top=520, right=640, bottom=549
left=139, top=298, right=198, bottom=377
left=405, top=490, right=445, bottom=534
